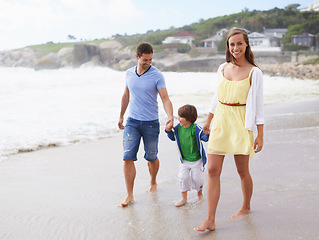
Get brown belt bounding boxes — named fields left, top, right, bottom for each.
left=219, top=100, right=246, bottom=106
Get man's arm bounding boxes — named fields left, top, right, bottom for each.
left=118, top=87, right=130, bottom=130
left=158, top=88, right=174, bottom=128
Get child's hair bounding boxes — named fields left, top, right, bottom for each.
left=178, top=104, right=198, bottom=123
left=136, top=43, right=153, bottom=57
left=226, top=28, right=257, bottom=67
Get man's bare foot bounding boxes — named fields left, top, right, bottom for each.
left=148, top=183, right=157, bottom=193
left=194, top=219, right=215, bottom=232
left=231, top=208, right=250, bottom=219
left=120, top=196, right=134, bottom=207
left=175, top=199, right=187, bottom=207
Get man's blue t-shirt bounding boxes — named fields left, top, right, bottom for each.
left=126, top=65, right=166, bottom=121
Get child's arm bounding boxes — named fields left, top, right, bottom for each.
left=165, top=128, right=176, bottom=141
left=200, top=130, right=210, bottom=142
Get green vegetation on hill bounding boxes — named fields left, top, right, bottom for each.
left=25, top=7, right=318, bottom=55
left=25, top=39, right=107, bottom=58
left=113, top=7, right=318, bottom=50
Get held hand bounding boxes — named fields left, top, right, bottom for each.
left=165, top=119, right=173, bottom=132
left=118, top=117, right=125, bottom=130
left=254, top=135, right=264, bottom=153
left=203, top=122, right=211, bottom=135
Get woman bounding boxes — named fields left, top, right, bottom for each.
left=195, top=28, right=264, bottom=232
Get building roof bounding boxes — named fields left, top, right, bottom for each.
left=291, top=33, right=315, bottom=38
left=170, top=31, right=199, bottom=38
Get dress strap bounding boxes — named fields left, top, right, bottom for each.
left=248, top=67, right=255, bottom=79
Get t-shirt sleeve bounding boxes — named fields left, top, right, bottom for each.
left=156, top=72, right=166, bottom=90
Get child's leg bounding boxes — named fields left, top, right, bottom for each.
left=197, top=189, right=203, bottom=202
left=175, top=191, right=188, bottom=207
left=190, top=159, right=204, bottom=202
left=176, top=161, right=191, bottom=207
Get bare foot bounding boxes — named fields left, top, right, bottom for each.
left=175, top=199, right=187, bottom=207
left=231, top=208, right=250, bottom=219
left=120, top=196, right=134, bottom=207
left=148, top=183, right=157, bottom=193
left=194, top=219, right=215, bottom=232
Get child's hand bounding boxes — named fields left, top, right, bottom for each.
left=165, top=120, right=173, bottom=132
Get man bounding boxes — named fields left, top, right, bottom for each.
left=118, top=43, right=174, bottom=207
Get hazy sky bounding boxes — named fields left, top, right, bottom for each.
left=0, top=0, right=314, bottom=50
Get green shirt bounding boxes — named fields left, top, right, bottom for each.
left=178, top=123, right=201, bottom=162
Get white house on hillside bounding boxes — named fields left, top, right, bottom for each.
left=300, top=0, right=319, bottom=11
left=202, top=28, right=228, bottom=48
left=248, top=32, right=281, bottom=51
left=263, top=28, right=288, bottom=39
left=162, top=31, right=199, bottom=46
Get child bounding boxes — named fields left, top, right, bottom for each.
left=165, top=104, right=209, bottom=207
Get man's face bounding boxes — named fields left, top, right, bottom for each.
left=136, top=53, right=153, bottom=71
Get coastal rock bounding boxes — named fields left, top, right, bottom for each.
left=260, top=63, right=319, bottom=80
left=72, top=44, right=102, bottom=67
left=0, top=48, right=36, bottom=67
left=99, top=41, right=133, bottom=67
left=58, top=47, right=73, bottom=67
left=34, top=52, right=61, bottom=70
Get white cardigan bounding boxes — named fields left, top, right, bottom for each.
left=209, top=62, right=264, bottom=131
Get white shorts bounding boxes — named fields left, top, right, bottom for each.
left=178, top=159, right=204, bottom=192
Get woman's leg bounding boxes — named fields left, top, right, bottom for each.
left=194, top=154, right=224, bottom=232
left=231, top=154, right=252, bottom=219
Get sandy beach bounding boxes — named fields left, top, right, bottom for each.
left=1, top=99, right=319, bottom=240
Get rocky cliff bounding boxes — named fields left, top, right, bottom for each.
left=0, top=41, right=318, bottom=79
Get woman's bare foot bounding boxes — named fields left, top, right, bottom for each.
left=175, top=199, right=187, bottom=207
left=231, top=208, right=250, bottom=219
left=194, top=219, right=215, bottom=232
left=148, top=183, right=157, bottom=193
left=120, top=196, right=134, bottom=207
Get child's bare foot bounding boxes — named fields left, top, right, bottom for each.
left=120, top=196, right=134, bottom=207
left=175, top=199, right=187, bottom=207
left=148, top=183, right=157, bottom=193
left=231, top=208, right=250, bottom=219
left=194, top=219, right=215, bottom=232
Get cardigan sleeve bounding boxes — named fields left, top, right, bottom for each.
left=245, top=67, right=264, bottom=130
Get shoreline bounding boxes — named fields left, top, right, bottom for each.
left=0, top=98, right=319, bottom=239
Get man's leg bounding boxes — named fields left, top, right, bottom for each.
left=121, top=118, right=140, bottom=207
left=121, top=160, right=136, bottom=207
left=148, top=158, right=159, bottom=193
left=142, top=119, right=160, bottom=193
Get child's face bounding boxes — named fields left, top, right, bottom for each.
left=178, top=115, right=191, bottom=128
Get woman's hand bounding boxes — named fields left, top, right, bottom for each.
left=254, top=124, right=264, bottom=153
left=254, top=135, right=263, bottom=153
left=203, top=122, right=211, bottom=135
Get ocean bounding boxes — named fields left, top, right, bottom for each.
left=1, top=66, right=318, bottom=160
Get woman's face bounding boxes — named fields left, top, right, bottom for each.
left=228, top=33, right=248, bottom=60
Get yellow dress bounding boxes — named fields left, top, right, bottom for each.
left=207, top=71, right=255, bottom=158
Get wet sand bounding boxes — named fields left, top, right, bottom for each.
left=0, top=99, right=318, bottom=240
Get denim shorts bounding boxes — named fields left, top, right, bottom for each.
left=123, top=117, right=160, bottom=162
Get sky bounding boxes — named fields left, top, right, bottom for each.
left=0, top=0, right=315, bottom=50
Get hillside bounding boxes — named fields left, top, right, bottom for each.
left=113, top=7, right=319, bottom=51
left=0, top=5, right=318, bottom=76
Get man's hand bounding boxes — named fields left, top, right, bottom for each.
left=118, top=117, right=125, bottom=130
left=165, top=119, right=173, bottom=132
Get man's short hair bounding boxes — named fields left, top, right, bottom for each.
left=178, top=104, right=198, bottom=123
left=136, top=43, right=153, bottom=57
